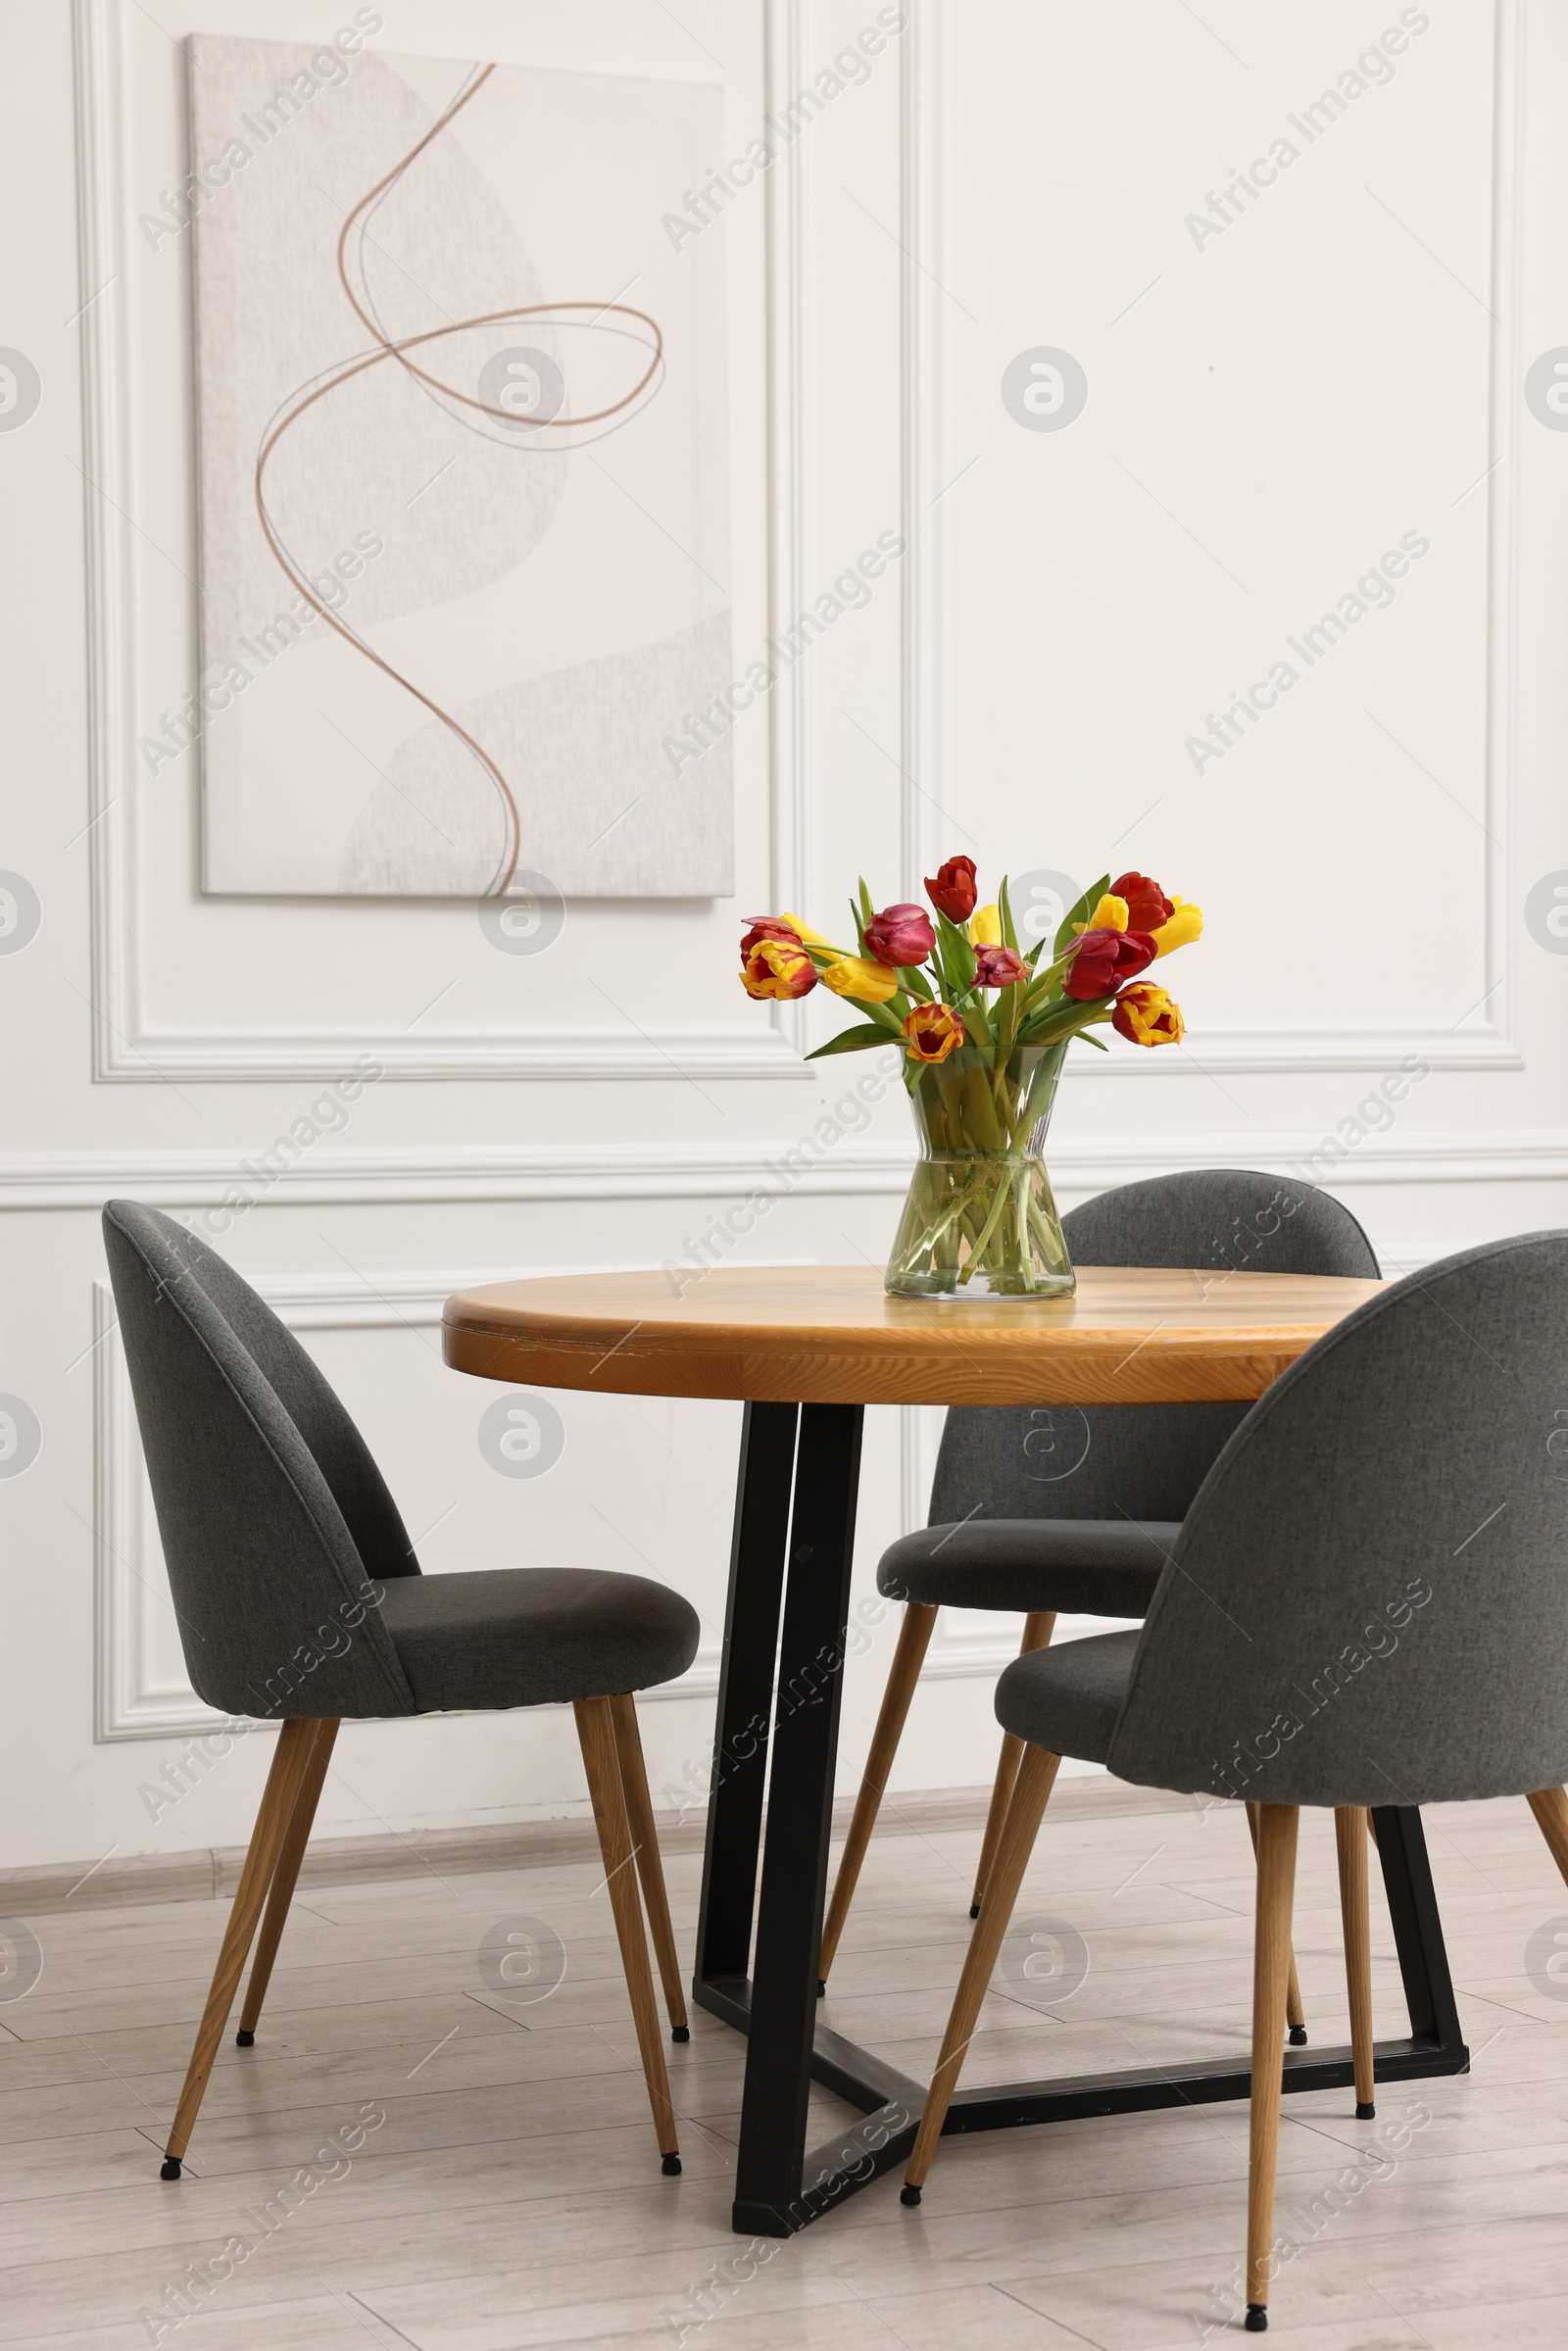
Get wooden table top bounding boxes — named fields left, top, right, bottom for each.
left=442, top=1263, right=1386, bottom=1408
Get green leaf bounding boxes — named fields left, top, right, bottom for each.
left=931, top=910, right=976, bottom=1003
left=805, top=1024, right=901, bottom=1059
left=1020, top=953, right=1066, bottom=1010
left=926, top=917, right=953, bottom=1000
left=999, top=876, right=1020, bottom=956
left=995, top=954, right=1025, bottom=1061
left=858, top=875, right=876, bottom=928
left=1053, top=874, right=1110, bottom=961
left=899, top=962, right=934, bottom=1003
left=1015, top=998, right=1109, bottom=1051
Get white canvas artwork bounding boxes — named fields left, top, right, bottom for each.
left=187, top=32, right=732, bottom=898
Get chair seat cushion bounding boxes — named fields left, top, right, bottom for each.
left=995, top=1630, right=1142, bottom=1764
left=876, top=1519, right=1179, bottom=1616
left=377, top=1569, right=700, bottom=1713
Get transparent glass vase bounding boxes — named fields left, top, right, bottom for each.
left=884, top=1042, right=1075, bottom=1300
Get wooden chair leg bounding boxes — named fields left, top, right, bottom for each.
left=1528, top=1786, right=1568, bottom=1885
left=970, top=1612, right=1056, bottom=1917
left=818, top=1602, right=939, bottom=1984
left=608, top=1690, right=688, bottom=2042
left=903, top=1741, right=1062, bottom=2200
left=235, top=1717, right=339, bottom=2045
left=161, top=1718, right=318, bottom=2177
left=971, top=1738, right=1023, bottom=1921
left=575, top=1696, right=681, bottom=2172
left=1335, top=1805, right=1375, bottom=2117
left=1247, top=1799, right=1307, bottom=2044
left=1246, top=1803, right=1299, bottom=2331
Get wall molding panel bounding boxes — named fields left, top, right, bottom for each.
left=899, top=0, right=1524, bottom=1076
left=71, top=0, right=814, bottom=1085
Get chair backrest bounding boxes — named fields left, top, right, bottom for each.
left=102, top=1201, right=418, bottom=1723
left=928, top=1171, right=1379, bottom=1527
left=1105, top=1231, right=1568, bottom=1807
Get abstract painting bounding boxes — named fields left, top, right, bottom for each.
left=186, top=31, right=732, bottom=897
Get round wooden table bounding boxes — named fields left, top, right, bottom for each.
left=442, top=1261, right=1388, bottom=1405
left=442, top=1262, right=1466, bottom=2237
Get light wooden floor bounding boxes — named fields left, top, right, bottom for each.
left=4, top=1786, right=1568, bottom=2348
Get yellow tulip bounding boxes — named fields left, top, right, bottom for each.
left=1073, top=893, right=1129, bottom=936
left=780, top=910, right=829, bottom=947
left=1151, top=897, right=1202, bottom=957
left=969, top=904, right=1003, bottom=946
left=821, top=955, right=899, bottom=1004
left=903, top=1003, right=964, bottom=1063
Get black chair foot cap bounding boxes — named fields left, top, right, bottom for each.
left=816, top=1980, right=826, bottom=1998
left=1289, top=2026, right=1308, bottom=2045
left=900, top=2183, right=922, bottom=2206
left=969, top=1903, right=981, bottom=1920
left=1356, top=2100, right=1376, bottom=2119
left=1245, top=2306, right=1268, bottom=2332
left=662, top=2153, right=682, bottom=2176
left=235, top=2029, right=255, bottom=2047
left=160, top=2158, right=181, bottom=2181
left=671, top=2026, right=690, bottom=2042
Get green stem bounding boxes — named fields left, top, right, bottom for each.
left=1027, top=1189, right=1069, bottom=1271
left=957, top=1160, right=1015, bottom=1281
left=1013, top=1163, right=1036, bottom=1291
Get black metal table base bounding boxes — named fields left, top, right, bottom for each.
left=693, top=1404, right=1470, bottom=2238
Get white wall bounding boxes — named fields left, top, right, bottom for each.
left=3, top=0, right=1565, bottom=1871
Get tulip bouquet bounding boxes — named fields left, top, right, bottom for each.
left=740, top=857, right=1202, bottom=1298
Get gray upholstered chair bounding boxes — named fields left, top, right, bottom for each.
left=103, top=1201, right=700, bottom=2181
left=902, top=1230, right=1568, bottom=2332
left=820, top=1171, right=1379, bottom=1993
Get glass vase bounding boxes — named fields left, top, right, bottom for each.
left=884, top=1042, right=1075, bottom=1300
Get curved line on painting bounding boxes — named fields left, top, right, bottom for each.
left=350, top=68, right=666, bottom=461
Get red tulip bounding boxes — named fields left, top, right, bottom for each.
left=1110, top=871, right=1174, bottom=934
left=740, top=938, right=816, bottom=1001
left=863, top=903, right=935, bottom=967
left=1063, top=926, right=1155, bottom=1001
left=740, top=914, right=802, bottom=955
left=972, top=944, right=1023, bottom=989
left=1112, top=983, right=1183, bottom=1046
left=924, top=857, right=977, bottom=922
